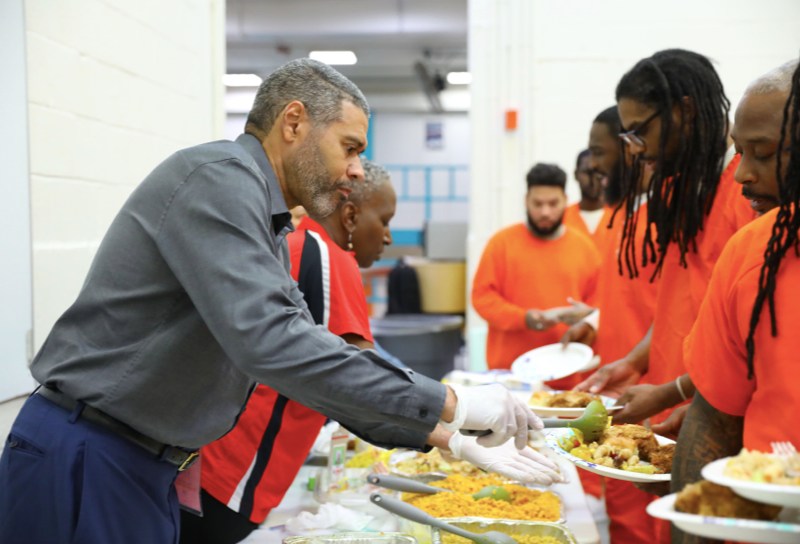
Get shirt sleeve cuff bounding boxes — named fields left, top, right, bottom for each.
left=582, top=309, right=599, bottom=331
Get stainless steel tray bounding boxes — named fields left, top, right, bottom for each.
left=431, top=519, right=577, bottom=544
left=283, top=532, right=417, bottom=543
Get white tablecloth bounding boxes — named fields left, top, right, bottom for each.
left=240, top=459, right=600, bottom=544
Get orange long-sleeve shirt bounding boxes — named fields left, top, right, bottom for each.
left=593, top=202, right=660, bottom=368
left=472, top=223, right=600, bottom=388
left=563, top=203, right=611, bottom=247
left=645, top=154, right=755, bottom=424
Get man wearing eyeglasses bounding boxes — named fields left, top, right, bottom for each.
left=561, top=106, right=662, bottom=544
left=574, top=49, right=756, bottom=543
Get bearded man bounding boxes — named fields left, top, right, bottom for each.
left=471, top=162, right=600, bottom=389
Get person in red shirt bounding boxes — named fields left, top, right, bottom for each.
left=672, top=60, right=798, bottom=544
left=472, top=162, right=601, bottom=390
left=178, top=160, right=397, bottom=544
left=181, top=161, right=560, bottom=544
left=563, top=149, right=607, bottom=241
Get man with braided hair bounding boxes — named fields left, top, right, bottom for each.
left=672, top=59, right=799, bottom=544
left=576, top=50, right=755, bottom=431
left=562, top=106, right=663, bottom=544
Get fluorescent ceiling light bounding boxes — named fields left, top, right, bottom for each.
left=446, top=71, right=472, bottom=85
left=309, top=50, right=357, bottom=65
left=223, top=74, right=262, bottom=87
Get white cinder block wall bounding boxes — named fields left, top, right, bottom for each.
left=26, top=0, right=225, bottom=350
left=466, top=0, right=800, bottom=366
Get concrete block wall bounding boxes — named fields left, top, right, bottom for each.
left=527, top=0, right=800, bottom=202
left=465, top=0, right=800, bottom=355
left=26, top=0, right=225, bottom=349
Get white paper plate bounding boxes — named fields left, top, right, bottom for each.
left=647, top=493, right=800, bottom=544
left=527, top=391, right=623, bottom=419
left=703, top=457, right=800, bottom=508
left=545, top=428, right=672, bottom=483
left=511, top=343, right=597, bottom=383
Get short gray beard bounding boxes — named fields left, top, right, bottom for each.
left=288, top=133, right=343, bottom=219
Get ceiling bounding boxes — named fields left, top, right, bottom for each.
left=226, top=0, right=468, bottom=109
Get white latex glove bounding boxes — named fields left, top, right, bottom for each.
left=440, top=384, right=543, bottom=449
left=447, top=433, right=563, bottom=486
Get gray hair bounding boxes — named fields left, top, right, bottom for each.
left=350, top=159, right=392, bottom=205
left=746, top=60, right=799, bottom=95
left=247, top=58, right=370, bottom=133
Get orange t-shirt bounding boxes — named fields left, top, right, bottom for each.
left=593, top=202, right=660, bottom=367
left=684, top=209, right=800, bottom=451
left=564, top=203, right=611, bottom=248
left=645, top=154, right=755, bottom=424
left=563, top=203, right=590, bottom=238
left=471, top=223, right=600, bottom=388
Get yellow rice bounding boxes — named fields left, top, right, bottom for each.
left=401, top=474, right=561, bottom=522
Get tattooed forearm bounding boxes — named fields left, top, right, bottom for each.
left=670, top=393, right=744, bottom=544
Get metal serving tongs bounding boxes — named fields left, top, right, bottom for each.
left=367, top=473, right=451, bottom=495
left=462, top=399, right=609, bottom=443
left=369, top=492, right=517, bottom=544
left=367, top=473, right=511, bottom=501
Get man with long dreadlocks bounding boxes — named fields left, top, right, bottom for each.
left=670, top=60, right=799, bottom=544
left=575, top=50, right=755, bottom=434
left=561, top=106, right=664, bottom=544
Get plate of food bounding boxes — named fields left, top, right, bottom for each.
left=647, top=481, right=800, bottom=544
left=702, top=450, right=800, bottom=508
left=510, top=343, right=598, bottom=383
left=388, top=449, right=485, bottom=480
left=545, top=424, right=674, bottom=483
left=527, top=390, right=623, bottom=418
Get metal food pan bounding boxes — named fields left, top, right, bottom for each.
left=431, top=519, right=578, bottom=544
left=283, top=532, right=417, bottom=543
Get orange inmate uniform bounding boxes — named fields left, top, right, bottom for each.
left=643, top=154, right=752, bottom=544
left=644, top=154, right=755, bottom=426
left=583, top=201, right=664, bottom=544
left=563, top=203, right=591, bottom=237
left=471, top=223, right=600, bottom=389
left=564, top=203, right=611, bottom=247
left=685, top=208, right=800, bottom=452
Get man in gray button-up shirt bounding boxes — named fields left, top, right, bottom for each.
left=0, top=59, right=549, bottom=543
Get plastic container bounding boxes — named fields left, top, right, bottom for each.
left=411, top=261, right=466, bottom=314
left=371, top=315, right=464, bottom=380
left=283, top=533, right=417, bottom=543
left=431, top=519, right=577, bottom=544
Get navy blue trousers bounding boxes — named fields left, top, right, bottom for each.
left=0, top=393, right=181, bottom=544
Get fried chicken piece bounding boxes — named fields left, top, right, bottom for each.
left=648, top=444, right=675, bottom=474
left=548, top=391, right=598, bottom=408
left=601, top=424, right=660, bottom=460
left=675, top=481, right=781, bottom=521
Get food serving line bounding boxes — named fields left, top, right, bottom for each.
left=235, top=351, right=605, bottom=543
left=239, top=460, right=601, bottom=543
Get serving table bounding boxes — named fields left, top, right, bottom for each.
left=239, top=458, right=601, bottom=544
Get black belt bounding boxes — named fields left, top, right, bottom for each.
left=37, top=387, right=199, bottom=471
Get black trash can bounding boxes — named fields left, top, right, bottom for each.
left=370, top=314, right=464, bottom=381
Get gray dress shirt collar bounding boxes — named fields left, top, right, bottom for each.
left=235, top=132, right=293, bottom=236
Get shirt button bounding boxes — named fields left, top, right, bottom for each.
left=419, top=408, right=428, bottom=418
